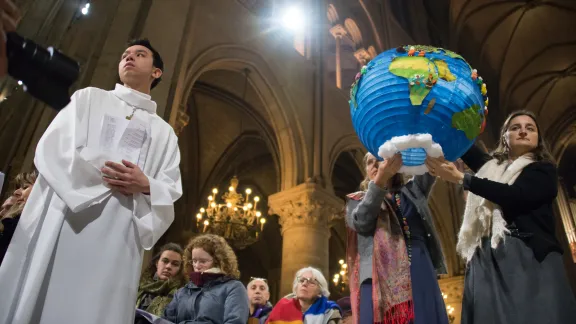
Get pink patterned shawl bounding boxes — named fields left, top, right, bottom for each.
left=346, top=191, right=414, bottom=324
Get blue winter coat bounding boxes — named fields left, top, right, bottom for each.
left=163, top=276, right=249, bottom=324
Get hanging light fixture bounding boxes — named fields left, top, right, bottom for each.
left=196, top=176, right=266, bottom=249
left=333, top=259, right=348, bottom=291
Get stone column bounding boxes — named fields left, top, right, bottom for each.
left=268, top=180, right=344, bottom=296
left=329, top=24, right=347, bottom=89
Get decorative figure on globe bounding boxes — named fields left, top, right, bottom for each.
left=350, top=45, right=489, bottom=175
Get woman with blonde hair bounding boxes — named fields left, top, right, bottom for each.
left=267, top=267, right=341, bottom=324
left=0, top=171, right=37, bottom=265
left=162, top=234, right=249, bottom=324
left=427, top=110, right=576, bottom=323
left=346, top=152, right=447, bottom=324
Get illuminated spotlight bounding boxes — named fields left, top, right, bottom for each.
left=81, top=3, right=90, bottom=15
left=281, top=6, right=306, bottom=32
left=17, top=80, right=23, bottom=86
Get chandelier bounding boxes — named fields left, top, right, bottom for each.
left=196, top=176, right=266, bottom=249
left=333, top=259, right=348, bottom=291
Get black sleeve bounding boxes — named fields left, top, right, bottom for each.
left=460, top=144, right=492, bottom=173
left=467, top=162, right=558, bottom=222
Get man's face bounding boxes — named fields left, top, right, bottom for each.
left=118, top=45, right=162, bottom=88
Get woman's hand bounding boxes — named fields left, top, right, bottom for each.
left=374, top=154, right=403, bottom=188
left=425, top=156, right=465, bottom=184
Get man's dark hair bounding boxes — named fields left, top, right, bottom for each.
left=126, top=38, right=164, bottom=89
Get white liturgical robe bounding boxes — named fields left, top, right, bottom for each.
left=0, top=84, right=183, bottom=324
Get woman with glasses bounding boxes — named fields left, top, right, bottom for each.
left=135, top=243, right=186, bottom=317
left=162, top=234, right=249, bottom=324
left=247, top=277, right=273, bottom=324
left=267, top=267, right=341, bottom=324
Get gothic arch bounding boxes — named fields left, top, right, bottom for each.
left=172, top=44, right=308, bottom=190
left=327, top=134, right=366, bottom=189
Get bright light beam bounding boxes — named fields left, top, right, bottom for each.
left=281, top=6, right=305, bottom=32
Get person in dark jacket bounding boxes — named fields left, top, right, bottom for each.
left=163, top=234, right=249, bottom=324
left=0, top=171, right=36, bottom=265
left=136, top=243, right=186, bottom=316
left=426, top=110, right=576, bottom=324
left=246, top=277, right=273, bottom=324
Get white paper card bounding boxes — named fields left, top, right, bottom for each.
left=99, top=114, right=148, bottom=166
left=99, top=114, right=129, bottom=154
left=118, top=116, right=147, bottom=166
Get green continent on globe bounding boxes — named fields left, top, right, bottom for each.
left=452, top=105, right=483, bottom=140
left=408, top=45, right=441, bottom=53
left=389, top=56, right=437, bottom=105
left=389, top=56, right=457, bottom=105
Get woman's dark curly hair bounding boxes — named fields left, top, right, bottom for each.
left=142, top=243, right=186, bottom=284
left=184, top=234, right=240, bottom=278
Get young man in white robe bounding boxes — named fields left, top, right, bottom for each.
left=0, top=39, right=183, bottom=324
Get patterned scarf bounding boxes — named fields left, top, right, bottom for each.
left=457, top=156, right=534, bottom=262
left=136, top=273, right=184, bottom=316
left=346, top=191, right=414, bottom=324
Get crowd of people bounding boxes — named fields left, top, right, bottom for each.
left=1, top=0, right=576, bottom=323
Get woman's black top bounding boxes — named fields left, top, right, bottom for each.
left=461, top=145, right=562, bottom=262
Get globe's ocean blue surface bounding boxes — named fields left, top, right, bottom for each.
left=350, top=45, right=488, bottom=165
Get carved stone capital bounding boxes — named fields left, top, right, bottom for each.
left=329, top=24, right=347, bottom=39
left=438, top=275, right=464, bottom=302
left=268, top=181, right=344, bottom=233
left=173, top=107, right=190, bottom=135
left=438, top=276, right=465, bottom=323
left=354, top=48, right=372, bottom=64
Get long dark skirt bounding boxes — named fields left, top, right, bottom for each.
left=462, top=237, right=576, bottom=324
left=359, top=238, right=448, bottom=324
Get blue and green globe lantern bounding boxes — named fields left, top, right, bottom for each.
left=350, top=45, right=489, bottom=175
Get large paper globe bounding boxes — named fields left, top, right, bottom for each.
left=350, top=45, right=489, bottom=175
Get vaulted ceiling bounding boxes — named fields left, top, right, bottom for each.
left=419, top=0, right=576, bottom=149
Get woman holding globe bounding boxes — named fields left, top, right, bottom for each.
left=426, top=110, right=576, bottom=323
left=345, top=152, right=448, bottom=324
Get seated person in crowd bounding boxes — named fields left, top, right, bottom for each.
left=136, top=243, right=186, bottom=316
left=336, top=297, right=352, bottom=324
left=163, top=234, right=249, bottom=324
left=247, top=277, right=273, bottom=324
left=267, top=267, right=342, bottom=324
left=0, top=171, right=37, bottom=265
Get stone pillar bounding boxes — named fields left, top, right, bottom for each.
left=268, top=180, right=344, bottom=296
left=329, top=24, right=347, bottom=89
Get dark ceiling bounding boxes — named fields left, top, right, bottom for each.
left=395, top=0, right=576, bottom=150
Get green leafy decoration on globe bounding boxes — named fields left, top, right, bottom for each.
left=433, top=60, right=456, bottom=81
left=390, top=56, right=458, bottom=105
left=389, top=56, right=438, bottom=105
left=410, top=45, right=441, bottom=53
left=452, top=105, right=483, bottom=140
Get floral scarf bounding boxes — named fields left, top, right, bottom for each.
left=346, top=191, right=414, bottom=324
left=136, top=273, right=184, bottom=316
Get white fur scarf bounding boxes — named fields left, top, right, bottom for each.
left=456, top=156, right=534, bottom=262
